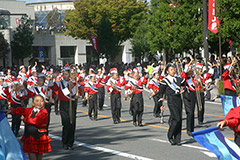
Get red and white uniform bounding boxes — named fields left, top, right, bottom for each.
left=96, top=74, right=109, bottom=88
left=84, top=81, right=98, bottom=95
left=17, top=70, right=32, bottom=84
left=8, top=89, right=26, bottom=105
left=0, top=85, right=9, bottom=100
left=27, top=76, right=38, bottom=88
left=106, top=77, right=126, bottom=94
left=127, top=76, right=148, bottom=94
left=27, top=85, right=51, bottom=103
left=148, top=77, right=161, bottom=92
left=6, top=75, right=15, bottom=86
left=50, top=79, right=79, bottom=101
left=222, top=64, right=237, bottom=92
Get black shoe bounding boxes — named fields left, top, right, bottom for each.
left=156, top=114, right=160, bottom=118
left=113, top=121, right=118, bottom=124
left=68, top=146, right=74, bottom=150
left=169, top=139, right=176, bottom=145
left=176, top=143, right=182, bottom=146
left=94, top=117, right=97, bottom=121
left=198, top=121, right=204, bottom=125
left=138, top=123, right=143, bottom=127
left=133, top=122, right=137, bottom=127
left=187, top=131, right=192, bottom=136
left=117, top=119, right=121, bottom=123
left=89, top=117, right=94, bottom=120
left=63, top=145, right=68, bottom=150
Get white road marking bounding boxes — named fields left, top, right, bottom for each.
left=201, top=151, right=217, bottom=158
left=49, top=134, right=154, bottom=160
left=149, top=138, right=216, bottom=158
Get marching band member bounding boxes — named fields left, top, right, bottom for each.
left=222, top=58, right=238, bottom=96
left=106, top=68, right=126, bottom=124
left=27, top=68, right=38, bottom=88
left=79, top=68, right=87, bottom=106
left=49, top=64, right=79, bottom=150
left=84, top=74, right=98, bottom=120
left=128, top=68, right=148, bottom=127
left=0, top=75, right=8, bottom=111
left=8, top=80, right=26, bottom=136
left=124, top=68, right=134, bottom=115
left=10, top=95, right=52, bottom=160
left=6, top=69, right=14, bottom=86
left=194, top=62, right=213, bottom=125
left=27, top=73, right=52, bottom=130
left=148, top=68, right=164, bottom=123
left=96, top=67, right=109, bottom=111
left=159, top=63, right=185, bottom=145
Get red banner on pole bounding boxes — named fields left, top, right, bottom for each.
left=90, top=35, right=98, bottom=52
left=208, top=0, right=219, bottom=34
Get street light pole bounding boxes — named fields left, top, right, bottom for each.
left=203, top=0, right=209, bottom=68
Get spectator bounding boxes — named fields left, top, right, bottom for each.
left=205, top=79, right=219, bottom=101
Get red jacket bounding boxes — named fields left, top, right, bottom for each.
left=222, top=70, right=237, bottom=91
left=148, top=78, right=160, bottom=92
left=106, top=77, right=126, bottom=94
left=128, top=76, right=148, bottom=94
left=225, top=106, right=240, bottom=135
left=84, top=81, right=98, bottom=95
left=8, top=89, right=25, bottom=105
left=11, top=107, right=48, bottom=128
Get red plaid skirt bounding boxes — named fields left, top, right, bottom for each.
left=21, top=134, right=52, bottom=154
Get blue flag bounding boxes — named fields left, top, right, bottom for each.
left=192, top=127, right=240, bottom=160
left=0, top=111, right=26, bottom=160
left=220, top=95, right=240, bottom=116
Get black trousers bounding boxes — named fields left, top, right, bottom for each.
left=60, top=100, right=77, bottom=147
left=153, top=94, right=162, bottom=116
left=98, top=87, right=105, bottom=110
left=45, top=103, right=52, bottom=131
left=11, top=103, right=22, bottom=135
left=110, top=93, right=122, bottom=121
left=88, top=94, right=98, bottom=119
left=184, top=91, right=196, bottom=132
left=0, top=99, right=8, bottom=110
left=132, top=92, right=144, bottom=123
left=167, top=95, right=182, bottom=143
left=54, top=95, right=59, bottom=113
left=196, top=92, right=205, bottom=123
left=225, top=89, right=237, bottom=97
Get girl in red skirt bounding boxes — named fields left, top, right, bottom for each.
left=11, top=95, right=52, bottom=160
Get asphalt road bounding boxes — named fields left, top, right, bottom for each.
left=16, top=89, right=234, bottom=160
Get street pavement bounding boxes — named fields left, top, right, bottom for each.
left=16, top=89, right=233, bottom=160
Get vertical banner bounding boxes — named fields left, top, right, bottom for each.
left=208, top=0, right=219, bottom=34
left=90, top=35, right=99, bottom=52
left=16, top=18, right=19, bottom=27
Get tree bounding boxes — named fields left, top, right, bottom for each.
left=97, top=17, right=119, bottom=60
left=11, top=17, right=34, bottom=64
left=47, top=8, right=61, bottom=28
left=216, top=0, right=240, bottom=50
left=0, top=32, right=9, bottom=67
left=130, top=23, right=151, bottom=62
left=64, top=0, right=148, bottom=60
left=147, top=0, right=203, bottom=60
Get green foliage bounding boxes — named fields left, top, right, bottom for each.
left=130, top=23, right=151, bottom=62
left=47, top=8, right=61, bottom=28
left=147, top=0, right=203, bottom=57
left=97, top=17, right=119, bottom=60
left=0, top=32, right=8, bottom=57
left=216, top=0, right=240, bottom=50
left=64, top=0, right=148, bottom=60
left=11, top=17, right=34, bottom=60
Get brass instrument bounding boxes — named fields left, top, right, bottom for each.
left=82, top=94, right=92, bottom=102
left=149, top=90, right=159, bottom=100
left=194, top=67, right=203, bottom=111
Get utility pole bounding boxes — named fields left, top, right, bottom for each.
left=203, top=0, right=209, bottom=68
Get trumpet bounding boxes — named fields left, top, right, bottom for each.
left=149, top=90, right=159, bottom=100
left=82, top=94, right=92, bottom=102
